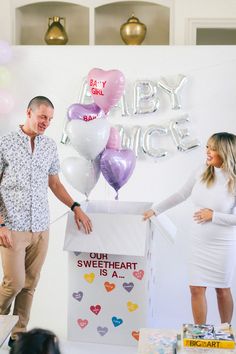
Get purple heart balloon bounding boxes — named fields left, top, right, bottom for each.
left=100, top=149, right=136, bottom=198
left=67, top=103, right=104, bottom=122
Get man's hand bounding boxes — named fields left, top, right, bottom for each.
left=143, top=209, right=156, bottom=221
left=48, top=175, right=92, bottom=234
left=73, top=207, right=92, bottom=234
left=0, top=227, right=12, bottom=248
left=193, top=208, right=213, bottom=223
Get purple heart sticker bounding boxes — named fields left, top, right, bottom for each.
left=123, top=282, right=134, bottom=293
left=72, top=291, right=83, bottom=302
left=74, top=252, right=81, bottom=256
left=97, top=326, right=108, bottom=336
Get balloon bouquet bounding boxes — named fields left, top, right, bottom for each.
left=62, top=68, right=136, bottom=200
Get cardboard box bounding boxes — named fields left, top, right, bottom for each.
left=64, top=200, right=176, bottom=346
left=0, top=315, right=19, bottom=347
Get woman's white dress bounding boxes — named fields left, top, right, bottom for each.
left=152, top=166, right=236, bottom=288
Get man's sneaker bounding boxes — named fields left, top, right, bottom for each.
left=8, top=336, right=16, bottom=348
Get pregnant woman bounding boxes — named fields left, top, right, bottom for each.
left=143, top=132, right=236, bottom=324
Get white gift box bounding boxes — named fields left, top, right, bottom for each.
left=64, top=201, right=176, bottom=346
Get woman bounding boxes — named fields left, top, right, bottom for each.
left=9, top=328, right=61, bottom=354
left=143, top=132, right=236, bottom=324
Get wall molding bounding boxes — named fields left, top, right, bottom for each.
left=185, top=17, right=236, bottom=45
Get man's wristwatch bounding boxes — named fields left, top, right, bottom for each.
left=0, top=223, right=6, bottom=227
left=71, top=202, right=81, bottom=211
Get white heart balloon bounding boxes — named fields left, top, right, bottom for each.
left=66, top=118, right=110, bottom=160
left=62, top=156, right=101, bottom=198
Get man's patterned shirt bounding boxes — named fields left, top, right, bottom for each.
left=0, top=128, right=60, bottom=232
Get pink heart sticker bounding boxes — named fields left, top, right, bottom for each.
left=88, top=68, right=125, bottom=114
left=77, top=319, right=88, bottom=329
left=133, top=270, right=144, bottom=280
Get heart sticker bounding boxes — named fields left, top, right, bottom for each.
left=90, top=304, right=101, bottom=315
left=97, top=326, right=108, bottom=336
left=74, top=251, right=81, bottom=256
left=104, top=281, right=116, bottom=292
left=127, top=301, right=139, bottom=312
left=112, top=316, right=123, bottom=327
left=72, top=291, right=83, bottom=302
left=133, top=270, right=144, bottom=280
left=84, top=273, right=95, bottom=283
left=77, top=319, right=88, bottom=329
left=123, top=282, right=134, bottom=292
left=132, top=331, right=140, bottom=341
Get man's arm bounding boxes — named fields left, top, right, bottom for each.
left=0, top=172, right=12, bottom=247
left=48, top=174, right=92, bottom=234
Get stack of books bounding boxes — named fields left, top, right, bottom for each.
left=182, top=323, right=235, bottom=349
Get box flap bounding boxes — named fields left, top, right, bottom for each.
left=150, top=214, right=177, bottom=244
left=82, top=200, right=152, bottom=215
left=64, top=211, right=149, bottom=257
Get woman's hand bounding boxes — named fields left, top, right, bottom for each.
left=193, top=208, right=213, bottom=223
left=143, top=209, right=156, bottom=221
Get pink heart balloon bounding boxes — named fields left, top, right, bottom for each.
left=88, top=68, right=125, bottom=114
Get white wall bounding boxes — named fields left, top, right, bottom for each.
left=174, top=0, right=236, bottom=44
left=1, top=45, right=236, bottom=339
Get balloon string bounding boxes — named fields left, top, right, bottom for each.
left=115, top=192, right=119, bottom=200
left=50, top=211, right=69, bottom=225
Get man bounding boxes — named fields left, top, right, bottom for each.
left=0, top=96, right=92, bottom=347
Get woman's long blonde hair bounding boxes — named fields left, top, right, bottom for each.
left=201, top=132, right=236, bottom=194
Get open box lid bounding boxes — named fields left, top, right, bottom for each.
left=63, top=200, right=152, bottom=257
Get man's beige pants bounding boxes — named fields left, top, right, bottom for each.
left=0, top=230, right=49, bottom=339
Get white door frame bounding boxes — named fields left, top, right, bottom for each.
left=185, top=18, right=236, bottom=45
